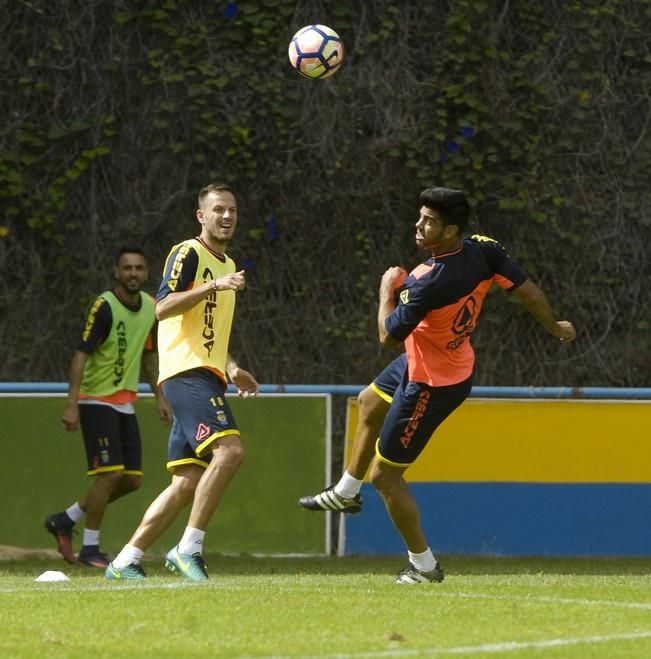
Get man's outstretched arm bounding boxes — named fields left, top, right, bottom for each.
left=513, top=280, right=576, bottom=342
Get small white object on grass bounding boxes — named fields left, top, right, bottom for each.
left=35, top=570, right=70, bottom=582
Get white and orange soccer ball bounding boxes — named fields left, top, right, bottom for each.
left=288, top=24, right=344, bottom=79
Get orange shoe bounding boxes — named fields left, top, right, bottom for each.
left=44, top=513, right=76, bottom=564
left=77, top=545, right=110, bottom=568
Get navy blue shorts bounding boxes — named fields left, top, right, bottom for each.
left=369, top=353, right=408, bottom=402
left=161, top=368, right=239, bottom=472
left=79, top=403, right=142, bottom=476
left=372, top=354, right=472, bottom=466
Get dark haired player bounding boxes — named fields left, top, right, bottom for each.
left=106, top=183, right=258, bottom=581
left=45, top=247, right=172, bottom=567
left=300, top=187, right=576, bottom=583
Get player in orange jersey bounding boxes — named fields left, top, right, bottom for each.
left=300, top=187, right=576, bottom=584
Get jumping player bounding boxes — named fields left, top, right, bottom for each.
left=299, top=187, right=576, bottom=583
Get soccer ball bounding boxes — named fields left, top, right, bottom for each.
left=288, top=24, right=344, bottom=79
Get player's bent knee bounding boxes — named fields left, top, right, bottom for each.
left=358, top=386, right=377, bottom=411
left=122, top=474, right=142, bottom=492
left=358, top=386, right=389, bottom=421
left=172, top=467, right=202, bottom=498
left=223, top=442, right=246, bottom=468
left=176, top=478, right=199, bottom=503
left=369, top=463, right=403, bottom=494
left=211, top=436, right=246, bottom=469
left=97, top=470, right=125, bottom=487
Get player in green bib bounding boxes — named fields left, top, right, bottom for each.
left=45, top=247, right=172, bottom=568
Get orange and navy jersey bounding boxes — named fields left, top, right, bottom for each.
left=385, top=235, right=528, bottom=387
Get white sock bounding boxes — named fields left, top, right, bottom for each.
left=112, top=544, right=144, bottom=568
left=334, top=472, right=363, bottom=499
left=83, top=528, right=100, bottom=547
left=178, top=526, right=206, bottom=555
left=408, top=548, right=437, bottom=573
left=65, top=503, right=86, bottom=524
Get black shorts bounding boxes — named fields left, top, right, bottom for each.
left=162, top=368, right=239, bottom=473
left=79, top=403, right=142, bottom=476
left=375, top=358, right=472, bottom=466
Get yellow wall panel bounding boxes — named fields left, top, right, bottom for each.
left=345, top=398, right=651, bottom=483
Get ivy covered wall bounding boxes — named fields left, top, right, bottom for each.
left=1, top=0, right=649, bottom=386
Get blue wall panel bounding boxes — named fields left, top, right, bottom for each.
left=344, top=482, right=651, bottom=557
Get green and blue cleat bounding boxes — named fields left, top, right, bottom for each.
left=104, top=562, right=146, bottom=580
left=164, top=546, right=209, bottom=581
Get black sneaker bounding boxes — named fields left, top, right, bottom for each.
left=395, top=562, right=445, bottom=584
left=44, top=512, right=76, bottom=564
left=298, top=485, right=363, bottom=514
left=77, top=545, right=110, bottom=569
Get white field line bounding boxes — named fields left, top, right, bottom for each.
left=1, top=582, right=650, bottom=657
left=0, top=581, right=203, bottom=593
left=431, top=590, right=651, bottom=611
left=1, top=582, right=651, bottom=613
left=283, top=630, right=651, bottom=658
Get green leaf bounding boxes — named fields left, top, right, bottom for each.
left=114, top=11, right=132, bottom=24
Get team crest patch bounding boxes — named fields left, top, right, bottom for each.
left=195, top=423, right=211, bottom=442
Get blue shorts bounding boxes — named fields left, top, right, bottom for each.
left=79, top=403, right=142, bottom=476
left=161, top=368, right=239, bottom=472
left=372, top=354, right=472, bottom=466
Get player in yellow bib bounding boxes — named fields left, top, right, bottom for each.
left=107, top=183, right=259, bottom=581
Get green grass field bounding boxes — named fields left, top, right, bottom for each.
left=2, top=555, right=650, bottom=658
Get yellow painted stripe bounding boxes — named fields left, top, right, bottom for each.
left=344, top=398, right=651, bottom=483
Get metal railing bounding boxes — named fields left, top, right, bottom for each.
left=1, top=383, right=650, bottom=399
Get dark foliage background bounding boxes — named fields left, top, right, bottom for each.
left=1, top=0, right=650, bottom=387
